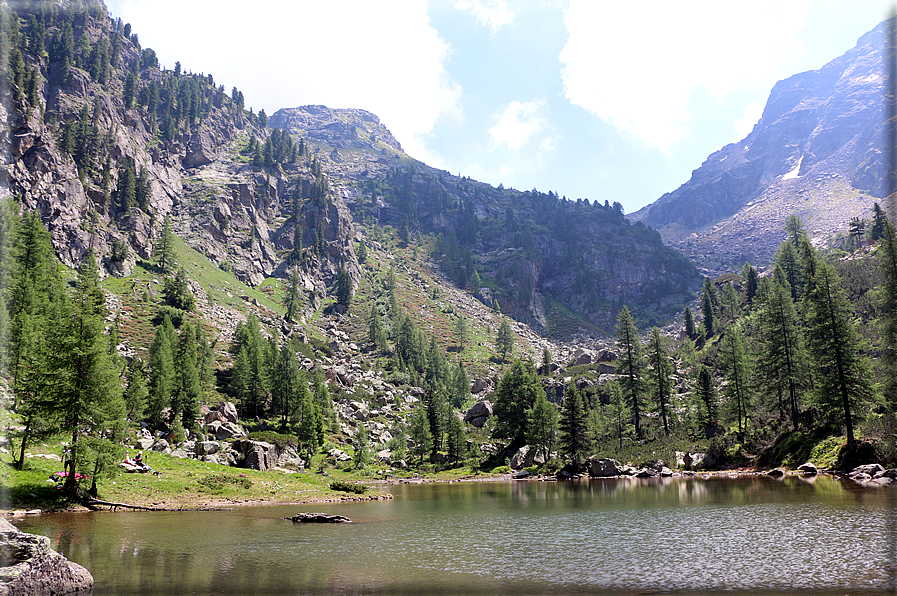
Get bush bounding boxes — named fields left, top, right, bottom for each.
left=197, top=473, right=252, bottom=493
left=491, top=465, right=511, bottom=474
left=247, top=431, right=297, bottom=450
left=329, top=480, right=368, bottom=494
left=154, top=305, right=186, bottom=327
left=836, top=440, right=880, bottom=472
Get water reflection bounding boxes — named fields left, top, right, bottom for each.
left=12, top=475, right=894, bottom=595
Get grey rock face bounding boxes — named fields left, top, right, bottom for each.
left=0, top=518, right=93, bottom=595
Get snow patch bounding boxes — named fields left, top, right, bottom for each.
left=783, top=155, right=803, bottom=180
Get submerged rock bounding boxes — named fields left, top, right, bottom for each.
left=286, top=513, right=352, bottom=523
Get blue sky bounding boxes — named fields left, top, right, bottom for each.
left=106, top=1, right=893, bottom=214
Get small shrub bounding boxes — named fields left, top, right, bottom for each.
left=154, top=305, right=186, bottom=327
left=492, top=465, right=511, bottom=474
left=809, top=436, right=844, bottom=469
left=247, top=431, right=297, bottom=450
left=198, top=473, right=252, bottom=493
left=329, top=480, right=368, bottom=494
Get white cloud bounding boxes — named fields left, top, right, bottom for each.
left=490, top=99, right=548, bottom=150
left=454, top=0, right=516, bottom=32
left=734, top=102, right=764, bottom=140
left=559, top=0, right=807, bottom=152
left=108, top=0, right=461, bottom=162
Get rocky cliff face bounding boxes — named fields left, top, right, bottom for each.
left=631, top=18, right=889, bottom=273
left=272, top=107, right=699, bottom=333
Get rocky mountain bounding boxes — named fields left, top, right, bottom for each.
left=631, top=18, right=890, bottom=274
left=0, top=0, right=701, bottom=342
left=271, top=107, right=700, bottom=334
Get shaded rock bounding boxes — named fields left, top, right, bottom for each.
left=513, top=470, right=531, bottom=479
left=464, top=401, right=492, bottom=423
left=0, top=517, right=93, bottom=595
left=219, top=402, right=239, bottom=425
left=767, top=468, right=786, bottom=477
left=134, top=438, right=154, bottom=451
left=328, top=448, right=351, bottom=462
left=675, top=451, right=716, bottom=470
left=195, top=441, right=220, bottom=456
left=231, top=440, right=277, bottom=471
left=797, top=462, right=818, bottom=475
left=850, top=463, right=884, bottom=477
left=214, top=421, right=244, bottom=441
left=170, top=449, right=189, bottom=459
left=150, top=439, right=169, bottom=452
left=286, top=513, right=352, bottom=523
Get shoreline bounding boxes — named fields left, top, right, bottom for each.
left=4, top=467, right=857, bottom=517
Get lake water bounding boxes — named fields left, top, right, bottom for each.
left=12, top=475, right=897, bottom=595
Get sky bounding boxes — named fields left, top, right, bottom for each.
left=105, top=0, right=894, bottom=214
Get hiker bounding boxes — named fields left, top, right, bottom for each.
left=135, top=451, right=150, bottom=472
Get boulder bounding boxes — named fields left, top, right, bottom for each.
left=219, top=402, right=239, bottom=425
left=195, top=441, right=220, bottom=456
left=203, top=410, right=225, bottom=425
left=134, top=438, right=154, bottom=451
left=0, top=517, right=93, bottom=595
left=231, top=440, right=277, bottom=471
left=587, top=457, right=624, bottom=477
left=214, top=421, right=244, bottom=441
left=276, top=446, right=305, bottom=469
left=767, top=468, right=786, bottom=477
left=464, top=401, right=492, bottom=423
left=850, top=464, right=884, bottom=477
left=797, top=462, right=818, bottom=475
left=509, top=445, right=548, bottom=469
left=170, top=449, right=189, bottom=459
left=571, top=350, right=592, bottom=366
left=286, top=513, right=352, bottom=523
left=328, top=448, right=352, bottom=462
left=674, top=451, right=716, bottom=470
left=150, top=439, right=169, bottom=452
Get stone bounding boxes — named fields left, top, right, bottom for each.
left=587, top=457, right=624, bottom=477
left=195, top=441, right=220, bottom=456
left=214, top=421, right=244, bottom=441
left=219, top=402, right=239, bottom=425
left=767, top=468, right=786, bottom=477
left=377, top=449, right=392, bottom=463
left=0, top=517, right=94, bottom=595
left=286, top=513, right=352, bottom=523
left=150, top=439, right=169, bottom=452
left=203, top=410, right=225, bottom=425
left=674, top=451, right=716, bottom=470
left=170, top=449, right=189, bottom=459
left=797, top=462, right=818, bottom=475
left=464, top=401, right=492, bottom=423
left=328, top=448, right=352, bottom=462
left=850, top=464, right=884, bottom=477
left=232, top=440, right=277, bottom=471
left=134, top=438, right=154, bottom=451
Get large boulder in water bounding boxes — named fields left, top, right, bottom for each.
left=0, top=518, right=93, bottom=595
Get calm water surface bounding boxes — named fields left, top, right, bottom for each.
left=12, top=475, right=897, bottom=595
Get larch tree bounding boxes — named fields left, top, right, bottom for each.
left=152, top=215, right=177, bottom=273
left=720, top=323, right=753, bottom=443
left=615, top=306, right=643, bottom=437
left=496, top=318, right=514, bottom=362
left=493, top=359, right=543, bottom=445
left=647, top=327, right=673, bottom=435
left=527, top=391, right=558, bottom=463
left=559, top=384, right=589, bottom=464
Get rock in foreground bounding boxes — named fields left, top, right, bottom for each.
left=0, top=518, right=93, bottom=595
left=286, top=513, right=353, bottom=524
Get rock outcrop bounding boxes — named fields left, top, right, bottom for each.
left=0, top=518, right=93, bottom=595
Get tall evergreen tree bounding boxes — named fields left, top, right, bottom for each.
left=527, top=391, right=558, bottom=463
left=720, top=324, right=753, bottom=443
left=493, top=359, right=542, bottom=444
left=284, top=268, right=301, bottom=323
left=683, top=305, right=695, bottom=338
left=558, top=384, right=589, bottom=464
left=496, top=318, right=514, bottom=361
left=409, top=402, right=432, bottom=464
left=272, top=342, right=300, bottom=430
left=879, top=216, right=897, bottom=410
left=802, top=258, right=872, bottom=447
left=615, top=306, right=643, bottom=437
left=647, top=327, right=673, bottom=435
left=700, top=277, right=718, bottom=337
left=757, top=278, right=806, bottom=429
left=153, top=215, right=177, bottom=273
left=171, top=322, right=202, bottom=432
left=695, top=364, right=718, bottom=437
left=123, top=357, right=149, bottom=422
left=147, top=316, right=175, bottom=426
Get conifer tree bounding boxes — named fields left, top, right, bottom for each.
left=496, top=318, right=514, bottom=361
left=353, top=423, right=370, bottom=469
left=527, top=391, right=558, bottom=463
left=453, top=314, right=468, bottom=351
left=700, top=277, right=718, bottom=337
left=171, top=322, right=202, bottom=432
left=147, top=316, right=175, bottom=426
left=284, top=268, right=301, bottom=323
left=336, top=262, right=352, bottom=307
left=802, top=258, right=872, bottom=447
left=559, top=384, right=589, bottom=464
left=493, top=359, right=542, bottom=444
left=879, top=216, right=897, bottom=409
left=647, top=327, right=673, bottom=435
left=123, top=357, right=149, bottom=422
left=153, top=215, right=177, bottom=273
left=615, top=306, right=643, bottom=437
left=683, top=305, right=695, bottom=338
left=450, top=363, right=470, bottom=408
left=695, top=364, right=717, bottom=437
left=446, top=410, right=466, bottom=461
left=409, top=402, right=432, bottom=464
left=272, top=342, right=300, bottom=430
left=720, top=323, right=753, bottom=443
left=757, top=278, right=806, bottom=429
left=608, top=382, right=630, bottom=449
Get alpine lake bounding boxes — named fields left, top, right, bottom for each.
left=11, top=474, right=897, bottom=595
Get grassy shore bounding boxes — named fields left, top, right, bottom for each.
left=0, top=443, right=502, bottom=514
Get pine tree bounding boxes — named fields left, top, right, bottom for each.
left=527, top=391, right=558, bottom=463
left=446, top=410, right=466, bottom=461
left=615, top=306, right=643, bottom=437
left=272, top=342, right=300, bottom=430
left=450, top=363, right=470, bottom=408
left=409, top=402, right=432, bottom=465
left=123, top=357, right=149, bottom=422
left=647, top=327, right=673, bottom=435
left=558, top=384, right=589, bottom=464
left=879, top=216, right=897, bottom=410
left=42, top=253, right=124, bottom=496
left=336, top=262, right=352, bottom=307
left=147, top=316, right=175, bottom=427
left=496, top=318, right=514, bottom=361
left=153, top=216, right=177, bottom=273
left=171, top=322, right=202, bottom=432
left=284, top=268, right=301, bottom=323
left=802, top=258, right=872, bottom=447
left=720, top=324, right=753, bottom=443
left=493, top=359, right=542, bottom=444
left=757, top=278, right=806, bottom=429
left=683, top=305, right=695, bottom=338
left=695, top=364, right=718, bottom=437
left=353, top=423, right=370, bottom=469
left=453, top=315, right=468, bottom=351
left=700, top=277, right=718, bottom=337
